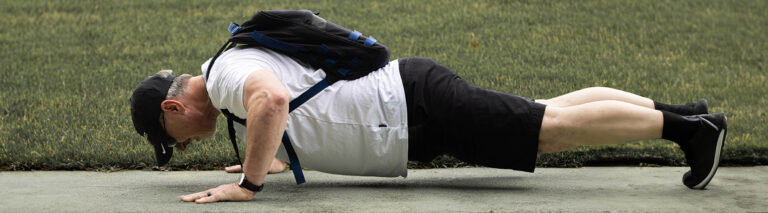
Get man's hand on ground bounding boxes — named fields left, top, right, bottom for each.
left=180, top=183, right=255, bottom=204
left=224, top=165, right=242, bottom=173
left=225, top=158, right=287, bottom=174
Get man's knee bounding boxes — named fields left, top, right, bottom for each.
left=540, top=106, right=569, bottom=132
left=537, top=106, right=577, bottom=153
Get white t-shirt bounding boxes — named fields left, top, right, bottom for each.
left=201, top=46, right=409, bottom=177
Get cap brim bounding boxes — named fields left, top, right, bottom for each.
left=130, top=72, right=177, bottom=167
left=150, top=135, right=174, bottom=166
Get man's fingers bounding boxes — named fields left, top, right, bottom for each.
left=225, top=165, right=242, bottom=173
left=182, top=183, right=255, bottom=204
left=180, top=191, right=211, bottom=202
left=227, top=159, right=284, bottom=174
left=180, top=192, right=203, bottom=202
left=195, top=192, right=222, bottom=204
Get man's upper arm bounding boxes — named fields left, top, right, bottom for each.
left=241, top=70, right=290, bottom=111
left=238, top=69, right=290, bottom=186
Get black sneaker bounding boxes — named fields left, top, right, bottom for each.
left=693, top=98, right=709, bottom=115
left=692, top=99, right=709, bottom=115
left=680, top=113, right=727, bottom=189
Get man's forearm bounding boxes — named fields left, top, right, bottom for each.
left=243, top=91, right=289, bottom=187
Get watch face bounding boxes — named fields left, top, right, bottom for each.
left=238, top=173, right=245, bottom=185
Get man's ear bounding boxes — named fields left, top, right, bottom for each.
left=160, top=100, right=185, bottom=114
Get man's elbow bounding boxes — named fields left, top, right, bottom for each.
left=267, top=90, right=289, bottom=110
left=256, top=88, right=289, bottom=115
left=246, top=88, right=290, bottom=115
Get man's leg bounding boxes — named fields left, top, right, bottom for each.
left=537, top=98, right=728, bottom=189
left=537, top=87, right=655, bottom=108
left=537, top=87, right=707, bottom=115
left=537, top=100, right=663, bottom=152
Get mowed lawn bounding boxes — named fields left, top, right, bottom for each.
left=0, top=0, right=765, bottom=170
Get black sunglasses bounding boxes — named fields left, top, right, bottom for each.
left=159, top=112, right=178, bottom=148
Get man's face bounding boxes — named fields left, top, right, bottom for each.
left=161, top=106, right=216, bottom=151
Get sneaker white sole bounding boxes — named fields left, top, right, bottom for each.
left=692, top=116, right=726, bottom=189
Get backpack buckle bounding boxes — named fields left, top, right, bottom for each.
left=228, top=22, right=242, bottom=35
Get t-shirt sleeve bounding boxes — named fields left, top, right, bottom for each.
left=201, top=58, right=268, bottom=119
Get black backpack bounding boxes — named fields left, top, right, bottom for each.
left=204, top=9, right=390, bottom=185
left=205, top=9, right=390, bottom=83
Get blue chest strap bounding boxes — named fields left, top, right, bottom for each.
left=221, top=78, right=330, bottom=185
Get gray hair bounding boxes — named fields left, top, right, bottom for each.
left=155, top=70, right=192, bottom=99
left=156, top=69, right=173, bottom=78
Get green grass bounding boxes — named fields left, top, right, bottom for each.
left=1, top=0, right=766, bottom=170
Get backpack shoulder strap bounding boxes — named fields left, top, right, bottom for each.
left=220, top=107, right=308, bottom=185
left=221, top=109, right=244, bottom=167
left=205, top=41, right=235, bottom=81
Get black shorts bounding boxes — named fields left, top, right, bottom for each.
left=399, top=57, right=547, bottom=172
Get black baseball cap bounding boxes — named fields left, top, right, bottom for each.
left=130, top=72, right=177, bottom=166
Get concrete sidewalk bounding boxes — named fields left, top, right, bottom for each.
left=1, top=167, right=766, bottom=212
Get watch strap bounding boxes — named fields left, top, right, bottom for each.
left=238, top=173, right=264, bottom=192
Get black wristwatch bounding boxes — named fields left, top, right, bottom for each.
left=238, top=173, right=264, bottom=192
